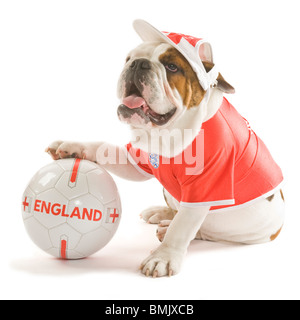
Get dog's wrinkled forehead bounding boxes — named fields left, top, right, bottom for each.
left=127, top=42, right=172, bottom=63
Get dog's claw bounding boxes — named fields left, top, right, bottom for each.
left=45, top=147, right=60, bottom=160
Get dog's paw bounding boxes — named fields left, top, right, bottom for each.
left=45, top=141, right=64, bottom=160
left=140, top=244, right=184, bottom=278
left=156, top=220, right=172, bottom=242
left=46, top=141, right=89, bottom=161
left=140, top=206, right=176, bottom=224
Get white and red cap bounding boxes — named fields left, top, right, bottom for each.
left=133, top=19, right=219, bottom=91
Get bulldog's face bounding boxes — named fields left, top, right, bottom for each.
left=117, top=42, right=207, bottom=129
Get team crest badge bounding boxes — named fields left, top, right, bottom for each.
left=149, top=153, right=160, bottom=169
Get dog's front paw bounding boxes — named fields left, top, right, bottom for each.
left=46, top=141, right=90, bottom=161
left=140, top=244, right=185, bottom=278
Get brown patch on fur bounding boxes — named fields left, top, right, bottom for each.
left=159, top=48, right=206, bottom=109
left=266, top=194, right=275, bottom=202
left=270, top=227, right=282, bottom=241
left=280, top=189, right=285, bottom=202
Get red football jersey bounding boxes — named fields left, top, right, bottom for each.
left=126, top=98, right=284, bottom=212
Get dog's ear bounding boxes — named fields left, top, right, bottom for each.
left=203, top=61, right=235, bottom=94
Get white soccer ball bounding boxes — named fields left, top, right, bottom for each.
left=22, top=159, right=122, bottom=260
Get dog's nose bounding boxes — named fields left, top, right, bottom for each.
left=130, top=59, right=151, bottom=70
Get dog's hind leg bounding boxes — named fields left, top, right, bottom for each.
left=156, top=220, right=172, bottom=242
left=140, top=206, right=176, bottom=224
left=140, top=189, right=178, bottom=224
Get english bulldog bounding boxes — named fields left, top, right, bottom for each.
left=46, top=20, right=285, bottom=278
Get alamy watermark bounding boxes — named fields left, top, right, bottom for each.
left=96, top=128, right=205, bottom=176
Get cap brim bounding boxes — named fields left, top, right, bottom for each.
left=133, top=19, right=175, bottom=45
left=133, top=19, right=213, bottom=63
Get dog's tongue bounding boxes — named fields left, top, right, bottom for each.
left=122, top=95, right=146, bottom=109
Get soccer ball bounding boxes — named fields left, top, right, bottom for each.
left=21, top=159, right=122, bottom=260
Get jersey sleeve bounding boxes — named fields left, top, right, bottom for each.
left=179, top=145, right=236, bottom=208
left=125, top=143, right=154, bottom=178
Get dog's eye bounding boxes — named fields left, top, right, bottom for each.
left=165, top=64, right=178, bottom=73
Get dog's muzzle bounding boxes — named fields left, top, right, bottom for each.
left=118, top=58, right=176, bottom=126
left=117, top=102, right=176, bottom=126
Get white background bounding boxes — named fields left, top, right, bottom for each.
left=1, top=0, right=299, bottom=300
